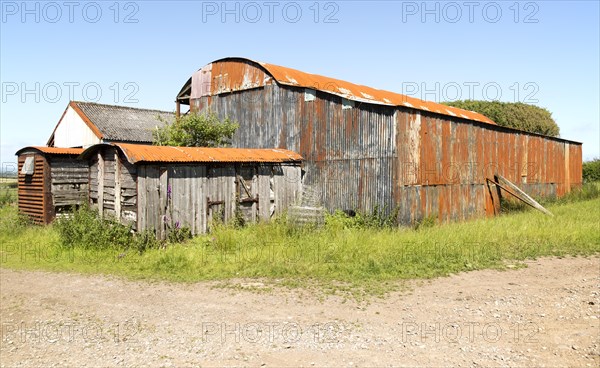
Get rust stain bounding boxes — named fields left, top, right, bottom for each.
left=191, top=58, right=496, bottom=126
left=15, top=146, right=84, bottom=156
left=82, top=143, right=302, bottom=164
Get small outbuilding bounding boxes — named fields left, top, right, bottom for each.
left=16, top=146, right=88, bottom=224
left=80, top=143, right=303, bottom=238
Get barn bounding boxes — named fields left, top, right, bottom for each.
left=80, top=143, right=302, bottom=238
left=175, top=57, right=583, bottom=223
left=15, top=146, right=87, bottom=224
left=47, top=100, right=173, bottom=148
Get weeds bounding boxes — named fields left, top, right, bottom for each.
left=1, top=192, right=598, bottom=299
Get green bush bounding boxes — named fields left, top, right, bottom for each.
left=442, top=100, right=560, bottom=137
left=325, top=206, right=399, bottom=230
left=583, top=158, right=600, bottom=183
left=54, top=205, right=133, bottom=250
left=153, top=111, right=238, bottom=147
left=54, top=205, right=191, bottom=252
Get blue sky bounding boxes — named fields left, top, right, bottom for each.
left=1, top=0, right=599, bottom=172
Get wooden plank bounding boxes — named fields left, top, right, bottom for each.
left=494, top=175, right=553, bottom=216
left=158, top=167, right=168, bottom=240
left=137, top=166, right=146, bottom=232
left=97, top=152, right=104, bottom=218
left=258, top=165, right=271, bottom=220
left=114, top=151, right=122, bottom=221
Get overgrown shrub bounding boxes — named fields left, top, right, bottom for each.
left=153, top=111, right=238, bottom=147
left=442, top=100, right=560, bottom=137
left=583, top=158, right=600, bottom=183
left=54, top=205, right=132, bottom=250
left=55, top=205, right=190, bottom=252
left=325, top=206, right=399, bottom=230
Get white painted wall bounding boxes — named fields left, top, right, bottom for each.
left=53, top=106, right=101, bottom=148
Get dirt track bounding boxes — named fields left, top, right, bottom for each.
left=1, top=256, right=599, bottom=367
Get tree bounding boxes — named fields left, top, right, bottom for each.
left=153, top=111, right=239, bottom=147
left=583, top=158, right=600, bottom=183
left=442, top=100, right=560, bottom=137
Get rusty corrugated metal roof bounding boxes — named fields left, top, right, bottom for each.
left=180, top=57, right=496, bottom=125
left=256, top=60, right=496, bottom=125
left=82, top=143, right=303, bottom=164
left=15, top=146, right=84, bottom=156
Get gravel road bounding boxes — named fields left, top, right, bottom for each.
left=1, top=256, right=599, bottom=367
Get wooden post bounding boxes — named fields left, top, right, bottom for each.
left=158, top=167, right=168, bottom=240
left=97, top=152, right=104, bottom=218
left=495, top=174, right=553, bottom=216
left=114, top=151, right=121, bottom=221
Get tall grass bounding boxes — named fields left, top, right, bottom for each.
left=1, top=196, right=598, bottom=298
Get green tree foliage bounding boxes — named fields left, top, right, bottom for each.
left=153, top=111, right=239, bottom=147
left=583, top=158, right=600, bottom=183
left=442, top=100, right=560, bottom=137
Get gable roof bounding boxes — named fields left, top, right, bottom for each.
left=48, top=101, right=174, bottom=145
left=81, top=143, right=303, bottom=164
left=177, top=57, right=495, bottom=125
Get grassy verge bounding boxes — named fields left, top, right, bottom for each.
left=1, top=195, right=599, bottom=299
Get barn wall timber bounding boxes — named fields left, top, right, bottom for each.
left=18, top=152, right=90, bottom=224
left=191, top=84, right=582, bottom=223
left=49, top=158, right=89, bottom=208
left=89, top=147, right=137, bottom=227
left=136, top=162, right=301, bottom=238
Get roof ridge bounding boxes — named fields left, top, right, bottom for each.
left=72, top=100, right=173, bottom=114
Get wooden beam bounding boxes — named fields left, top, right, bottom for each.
left=114, top=151, right=121, bottom=221
left=97, top=152, right=104, bottom=218
left=494, top=175, right=553, bottom=216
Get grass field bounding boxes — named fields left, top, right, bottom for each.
left=1, top=187, right=599, bottom=298
left=0, top=178, right=17, bottom=207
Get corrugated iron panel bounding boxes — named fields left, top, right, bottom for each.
left=192, top=79, right=583, bottom=224
left=17, top=154, right=51, bottom=224
left=81, top=143, right=302, bottom=164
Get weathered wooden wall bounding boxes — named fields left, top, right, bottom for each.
left=88, top=144, right=302, bottom=238
left=137, top=163, right=301, bottom=238
left=18, top=151, right=89, bottom=224
left=89, top=147, right=138, bottom=227
left=50, top=158, right=89, bottom=209
left=192, top=83, right=582, bottom=223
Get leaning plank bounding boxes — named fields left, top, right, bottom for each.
left=495, top=174, right=553, bottom=216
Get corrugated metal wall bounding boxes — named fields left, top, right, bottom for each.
left=192, top=84, right=582, bottom=223
left=194, top=84, right=398, bottom=213
left=18, top=153, right=51, bottom=224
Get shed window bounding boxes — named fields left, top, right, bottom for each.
left=21, top=157, right=34, bottom=175
left=342, top=98, right=354, bottom=110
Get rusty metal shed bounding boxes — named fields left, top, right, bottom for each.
left=15, top=146, right=88, bottom=224
left=176, top=57, right=583, bottom=223
left=80, top=143, right=302, bottom=238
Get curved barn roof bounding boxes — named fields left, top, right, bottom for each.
left=81, top=143, right=303, bottom=164
left=15, top=146, right=84, bottom=156
left=177, top=57, right=495, bottom=125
